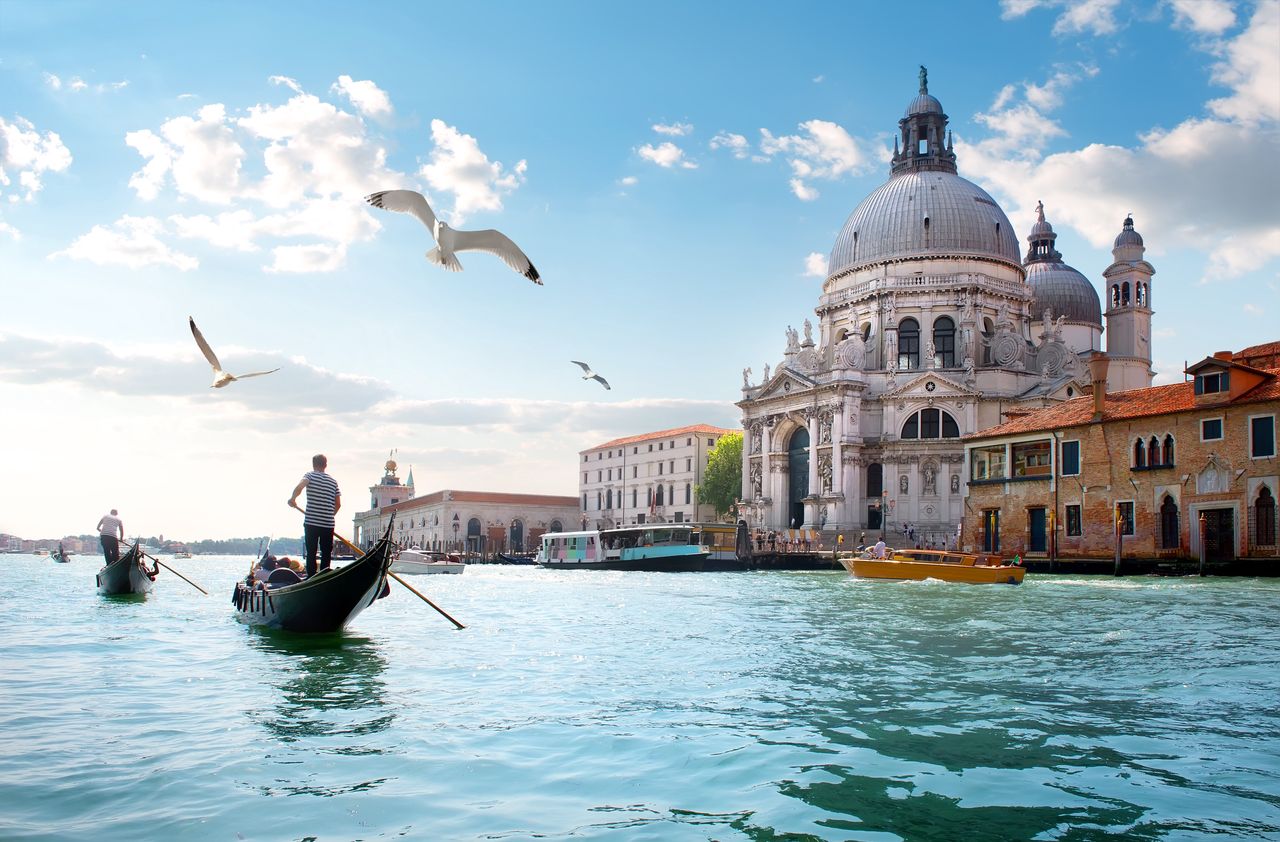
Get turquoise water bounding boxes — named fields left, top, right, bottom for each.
left=1, top=555, right=1278, bottom=841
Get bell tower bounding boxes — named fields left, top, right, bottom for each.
left=1102, top=215, right=1155, bottom=391
left=369, top=451, right=406, bottom=510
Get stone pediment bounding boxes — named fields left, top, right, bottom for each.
left=881, top=370, right=979, bottom=401
left=753, top=367, right=818, bottom=401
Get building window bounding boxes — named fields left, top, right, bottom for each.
left=1065, top=504, right=1082, bottom=537
left=1117, top=501, right=1135, bottom=536
left=971, top=445, right=1007, bottom=481
left=582, top=494, right=587, bottom=509
left=634, top=447, right=638, bottom=454
left=597, top=470, right=602, bottom=482
left=687, top=438, right=691, bottom=446
left=898, top=318, right=920, bottom=370
left=1133, top=439, right=1146, bottom=469
left=1162, top=434, right=1175, bottom=466
left=598, top=453, right=602, bottom=460
left=685, top=483, right=691, bottom=504
left=607, top=469, right=612, bottom=480
left=583, top=454, right=589, bottom=462
left=900, top=408, right=959, bottom=439
left=1251, top=415, right=1276, bottom=458
left=606, top=489, right=613, bottom=509
left=1160, top=495, right=1179, bottom=549
left=1195, top=370, right=1229, bottom=395
left=686, top=458, right=691, bottom=471
left=596, top=491, right=601, bottom=510
left=632, top=466, right=637, bottom=478
left=632, top=489, right=637, bottom=508
left=583, top=472, right=587, bottom=483
left=932, top=316, right=956, bottom=367
left=708, top=438, right=715, bottom=446
left=659, top=442, right=663, bottom=450
left=658, top=463, right=664, bottom=475
left=656, top=485, right=664, bottom=506
left=1060, top=440, right=1080, bottom=476
left=1201, top=418, right=1223, bottom=441
left=670, top=460, right=674, bottom=473
left=1255, top=486, right=1277, bottom=546
left=649, top=444, right=653, bottom=452
left=1012, top=440, right=1052, bottom=477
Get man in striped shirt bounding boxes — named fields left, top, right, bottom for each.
left=289, top=454, right=342, bottom=577
left=96, top=508, right=124, bottom=563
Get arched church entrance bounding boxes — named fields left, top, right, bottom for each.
left=787, top=427, right=809, bottom=528
left=867, top=463, right=883, bottom=530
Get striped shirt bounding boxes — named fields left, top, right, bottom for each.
left=301, top=471, right=340, bottom=528
left=98, top=514, right=122, bottom=537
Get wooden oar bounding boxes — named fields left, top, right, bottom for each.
left=332, top=532, right=466, bottom=630
left=134, top=548, right=209, bottom=595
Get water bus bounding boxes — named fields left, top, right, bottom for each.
left=840, top=548, right=1024, bottom=585
left=537, top=525, right=710, bottom=571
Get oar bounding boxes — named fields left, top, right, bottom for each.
left=332, top=532, right=466, bottom=630
left=134, top=547, right=209, bottom=595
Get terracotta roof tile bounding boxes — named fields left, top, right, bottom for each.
left=586, top=424, right=739, bottom=452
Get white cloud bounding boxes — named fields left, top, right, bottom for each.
left=1243, top=302, right=1264, bottom=315
left=813, top=75, right=825, bottom=83
left=331, top=75, right=393, bottom=119
left=758, top=119, right=868, bottom=200
left=709, top=131, right=749, bottom=159
left=803, top=251, right=827, bottom=277
left=0, top=115, right=73, bottom=204
left=266, top=242, right=348, bottom=274
left=1000, top=0, right=1122, bottom=36
left=618, top=176, right=638, bottom=186
left=962, top=5, right=1280, bottom=283
left=1170, top=0, right=1236, bottom=34
left=43, top=72, right=127, bottom=93
left=50, top=215, right=198, bottom=270
left=417, top=118, right=527, bottom=224
left=0, top=220, right=19, bottom=241
left=637, top=141, right=697, bottom=169
left=44, top=72, right=62, bottom=90
left=125, top=104, right=246, bottom=204
left=268, top=75, right=303, bottom=93
left=652, top=122, right=692, bottom=136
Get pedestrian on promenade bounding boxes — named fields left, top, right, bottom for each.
left=289, top=454, right=341, bottom=577
left=96, top=509, right=124, bottom=563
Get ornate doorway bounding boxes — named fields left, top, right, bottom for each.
left=1202, top=509, right=1234, bottom=561
left=787, top=427, right=810, bottom=529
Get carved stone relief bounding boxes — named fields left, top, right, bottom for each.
left=818, top=452, right=832, bottom=493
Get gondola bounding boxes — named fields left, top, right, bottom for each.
left=50, top=543, right=70, bottom=563
left=495, top=551, right=536, bottom=565
left=231, top=522, right=395, bottom=633
left=96, top=543, right=156, bottom=594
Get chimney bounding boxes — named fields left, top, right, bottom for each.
left=1088, top=352, right=1110, bottom=420
left=1212, top=351, right=1232, bottom=361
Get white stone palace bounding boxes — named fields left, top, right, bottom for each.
left=737, top=69, right=1155, bottom=544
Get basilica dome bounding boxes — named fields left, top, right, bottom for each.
left=828, top=170, right=1022, bottom=277
left=1023, top=204, right=1102, bottom=324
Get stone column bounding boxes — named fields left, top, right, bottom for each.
left=740, top=422, right=752, bottom=504
left=761, top=419, right=773, bottom=526
left=832, top=402, right=844, bottom=515
left=807, top=411, right=820, bottom=498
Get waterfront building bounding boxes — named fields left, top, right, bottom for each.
left=737, top=70, right=1154, bottom=542
left=961, top=344, right=1280, bottom=562
left=352, top=457, right=578, bottom=553
left=579, top=424, right=739, bottom=528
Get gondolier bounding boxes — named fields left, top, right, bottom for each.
left=96, top=509, right=124, bottom=563
left=289, top=454, right=341, bottom=577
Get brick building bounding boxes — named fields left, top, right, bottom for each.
left=961, top=344, right=1279, bottom=564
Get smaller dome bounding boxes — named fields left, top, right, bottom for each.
left=905, top=94, right=943, bottom=117
left=1114, top=215, right=1144, bottom=248
left=1028, top=218, right=1053, bottom=239
left=1027, top=263, right=1102, bottom=324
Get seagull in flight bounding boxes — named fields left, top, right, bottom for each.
left=571, top=360, right=611, bottom=390
left=365, top=189, right=542, bottom=285
left=189, top=317, right=280, bottom=388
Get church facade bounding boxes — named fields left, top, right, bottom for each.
left=737, top=70, right=1155, bottom=543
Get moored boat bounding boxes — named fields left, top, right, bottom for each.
left=840, top=548, right=1025, bottom=585
left=495, top=551, right=537, bottom=565
left=232, top=523, right=395, bottom=632
left=392, top=549, right=465, bottom=575
left=97, top=544, right=157, bottom=594
left=537, top=525, right=711, bottom=571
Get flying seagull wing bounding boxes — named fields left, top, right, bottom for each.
left=570, top=360, right=592, bottom=374
left=365, top=190, right=439, bottom=239
left=592, top=374, right=611, bottom=390
left=233, top=368, right=281, bottom=380
left=451, top=228, right=541, bottom=284
left=189, top=317, right=222, bottom=371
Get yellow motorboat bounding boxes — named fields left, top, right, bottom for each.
left=840, top=548, right=1025, bottom=585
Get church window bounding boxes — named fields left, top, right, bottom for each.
left=1255, top=486, right=1276, bottom=546
left=932, top=317, right=956, bottom=367
left=1201, top=417, right=1223, bottom=441
left=900, top=408, right=960, bottom=440
left=1163, top=435, right=1175, bottom=466
left=898, top=318, right=920, bottom=369
left=1121, top=282, right=1130, bottom=305
left=1252, top=415, right=1276, bottom=458
left=918, top=139, right=928, bottom=154
left=1111, top=285, right=1120, bottom=307
left=1160, top=495, right=1179, bottom=549
left=1133, top=439, right=1146, bottom=469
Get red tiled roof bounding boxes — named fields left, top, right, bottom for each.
left=1235, top=341, right=1280, bottom=362
left=968, top=368, right=1280, bottom=440
left=585, top=424, right=739, bottom=452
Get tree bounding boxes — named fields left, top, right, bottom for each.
left=696, top=432, right=743, bottom=519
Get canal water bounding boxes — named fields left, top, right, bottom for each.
left=1, top=555, right=1277, bottom=840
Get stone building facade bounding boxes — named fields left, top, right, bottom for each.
left=352, top=458, right=578, bottom=553
left=961, top=345, right=1280, bottom=562
left=579, top=424, right=738, bottom=528
left=737, top=70, right=1154, bottom=541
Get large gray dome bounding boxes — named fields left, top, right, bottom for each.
left=828, top=171, right=1023, bottom=277
left=1026, top=262, right=1102, bottom=324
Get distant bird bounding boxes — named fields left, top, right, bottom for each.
left=189, top=317, right=280, bottom=388
left=365, top=189, right=541, bottom=284
left=571, top=360, right=611, bottom=390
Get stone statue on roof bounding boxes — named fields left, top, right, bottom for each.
left=919, top=65, right=928, bottom=94
left=1035, top=200, right=1044, bottom=222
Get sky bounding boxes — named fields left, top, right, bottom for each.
left=1, top=0, right=1277, bottom=540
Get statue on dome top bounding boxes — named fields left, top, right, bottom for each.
left=919, top=65, right=928, bottom=95
left=1035, top=200, right=1044, bottom=222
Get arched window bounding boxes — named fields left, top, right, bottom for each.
left=861, top=322, right=872, bottom=343
left=1256, top=486, right=1277, bottom=546
left=1134, top=439, right=1146, bottom=468
left=932, top=316, right=956, bottom=367
left=900, top=408, right=960, bottom=439
left=656, top=484, right=665, bottom=506
left=1149, top=436, right=1161, bottom=466
left=1122, top=282, right=1131, bottom=305
left=981, top=317, right=995, bottom=365
left=549, top=520, right=563, bottom=533
left=1163, top=434, right=1175, bottom=466
left=606, top=489, right=613, bottom=510
left=898, top=318, right=920, bottom=370
left=1111, top=285, right=1120, bottom=307
left=1160, top=495, right=1179, bottom=549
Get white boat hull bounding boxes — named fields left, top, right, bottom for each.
left=392, top=550, right=464, bottom=575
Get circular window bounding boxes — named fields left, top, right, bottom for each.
left=925, top=381, right=936, bottom=392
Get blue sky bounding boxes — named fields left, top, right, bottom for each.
left=1, top=0, right=1277, bottom=539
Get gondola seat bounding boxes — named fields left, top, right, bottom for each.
left=266, top=568, right=304, bottom=587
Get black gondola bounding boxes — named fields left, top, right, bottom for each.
left=495, top=552, right=537, bottom=565
left=96, top=543, right=156, bottom=594
left=51, top=542, right=70, bottom=563
left=231, top=521, right=395, bottom=633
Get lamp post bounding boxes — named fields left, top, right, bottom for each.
left=451, top=513, right=459, bottom=553
left=881, top=490, right=888, bottom=542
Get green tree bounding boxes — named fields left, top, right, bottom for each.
left=696, top=432, right=743, bottom=518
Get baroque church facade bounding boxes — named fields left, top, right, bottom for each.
left=737, top=71, right=1156, bottom=543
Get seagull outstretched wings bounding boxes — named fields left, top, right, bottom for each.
left=189, top=317, right=280, bottom=389
left=365, top=189, right=542, bottom=285
left=571, top=360, right=611, bottom=390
